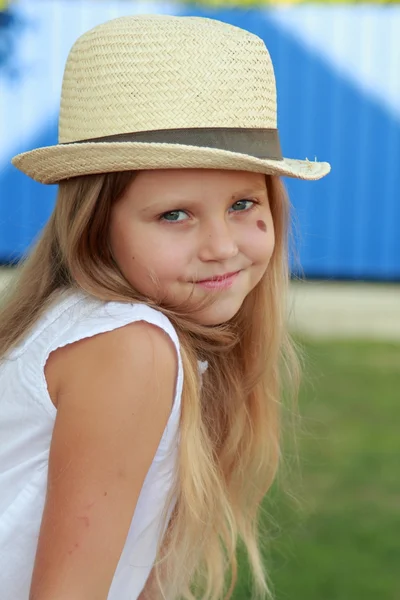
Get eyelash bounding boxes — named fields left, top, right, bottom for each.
left=159, top=198, right=260, bottom=223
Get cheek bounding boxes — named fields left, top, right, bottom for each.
left=134, top=237, right=189, bottom=281
left=109, top=219, right=128, bottom=264
left=247, top=216, right=275, bottom=261
left=110, top=217, right=188, bottom=277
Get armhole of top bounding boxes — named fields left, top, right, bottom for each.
left=37, top=303, right=183, bottom=420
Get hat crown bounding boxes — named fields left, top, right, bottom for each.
left=58, top=15, right=277, bottom=143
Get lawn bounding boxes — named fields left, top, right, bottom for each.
left=233, top=338, right=400, bottom=600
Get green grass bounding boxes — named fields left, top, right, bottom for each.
left=232, top=338, right=400, bottom=600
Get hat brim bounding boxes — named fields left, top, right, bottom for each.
left=11, top=141, right=331, bottom=185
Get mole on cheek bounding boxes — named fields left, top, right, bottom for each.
left=257, top=220, right=267, bottom=232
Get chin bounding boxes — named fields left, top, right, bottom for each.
left=194, top=301, right=243, bottom=326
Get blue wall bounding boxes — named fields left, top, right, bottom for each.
left=1, top=2, right=399, bottom=280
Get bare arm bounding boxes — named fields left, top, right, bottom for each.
left=29, top=321, right=177, bottom=600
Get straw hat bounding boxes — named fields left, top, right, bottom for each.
left=11, top=14, right=331, bottom=184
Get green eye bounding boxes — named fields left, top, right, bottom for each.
left=230, top=199, right=255, bottom=212
left=160, top=210, right=188, bottom=222
left=160, top=199, right=256, bottom=221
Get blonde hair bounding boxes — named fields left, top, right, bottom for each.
left=0, top=171, right=303, bottom=600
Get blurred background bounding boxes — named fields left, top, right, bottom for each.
left=0, top=0, right=399, bottom=599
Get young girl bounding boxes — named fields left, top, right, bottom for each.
left=0, top=14, right=330, bottom=600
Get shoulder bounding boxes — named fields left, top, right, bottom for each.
left=57, top=317, right=179, bottom=408
left=64, top=318, right=177, bottom=378
left=45, top=294, right=181, bottom=407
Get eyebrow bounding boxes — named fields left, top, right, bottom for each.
left=139, top=186, right=267, bottom=214
left=230, top=187, right=267, bottom=201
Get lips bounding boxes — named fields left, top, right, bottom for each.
left=197, top=270, right=240, bottom=283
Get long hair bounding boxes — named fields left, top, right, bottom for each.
left=0, top=171, right=303, bottom=600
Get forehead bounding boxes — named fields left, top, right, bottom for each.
left=126, top=168, right=267, bottom=201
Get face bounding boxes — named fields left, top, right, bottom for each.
left=109, top=169, right=275, bottom=325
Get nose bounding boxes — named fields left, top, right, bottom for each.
left=198, top=218, right=239, bottom=262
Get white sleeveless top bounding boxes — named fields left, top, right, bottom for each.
left=0, top=288, right=206, bottom=600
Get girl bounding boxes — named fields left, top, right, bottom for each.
left=0, top=14, right=330, bottom=600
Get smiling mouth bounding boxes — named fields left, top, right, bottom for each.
left=192, top=270, right=242, bottom=291
left=196, top=270, right=241, bottom=283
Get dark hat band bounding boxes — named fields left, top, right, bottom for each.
left=62, top=127, right=283, bottom=161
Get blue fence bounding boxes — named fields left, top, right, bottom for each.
left=1, top=1, right=399, bottom=281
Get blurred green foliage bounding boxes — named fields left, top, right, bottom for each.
left=233, top=338, right=400, bottom=600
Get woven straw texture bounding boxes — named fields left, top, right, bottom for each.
left=11, top=14, right=331, bottom=184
